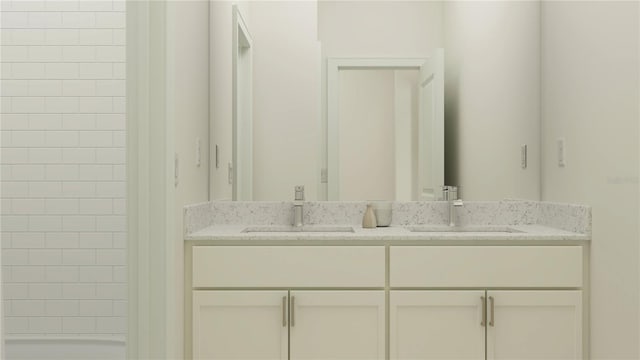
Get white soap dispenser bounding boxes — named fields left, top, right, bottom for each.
left=362, top=203, right=377, bottom=228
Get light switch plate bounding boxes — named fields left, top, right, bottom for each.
left=521, top=144, right=527, bottom=169
left=195, top=138, right=201, bottom=167
left=174, top=153, right=179, bottom=187
left=557, top=138, right=566, bottom=167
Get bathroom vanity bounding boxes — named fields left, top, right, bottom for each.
left=183, top=201, right=590, bottom=360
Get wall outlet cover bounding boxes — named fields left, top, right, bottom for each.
left=557, top=138, right=566, bottom=167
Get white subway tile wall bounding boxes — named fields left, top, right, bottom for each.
left=1, top=0, right=126, bottom=337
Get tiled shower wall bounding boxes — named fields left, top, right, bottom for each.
left=0, top=0, right=126, bottom=337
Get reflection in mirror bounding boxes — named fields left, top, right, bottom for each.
left=327, top=55, right=444, bottom=201
left=212, top=2, right=445, bottom=201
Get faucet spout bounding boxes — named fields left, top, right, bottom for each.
left=293, top=186, right=305, bottom=227
left=443, top=186, right=463, bottom=227
left=450, top=199, right=464, bottom=227
left=293, top=204, right=303, bottom=227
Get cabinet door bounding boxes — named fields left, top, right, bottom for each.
left=289, top=291, right=385, bottom=360
left=193, top=291, right=288, bottom=360
left=487, top=290, right=582, bottom=360
left=390, top=291, right=485, bottom=360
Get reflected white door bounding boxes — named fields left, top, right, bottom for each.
left=487, top=290, right=583, bottom=360
left=417, top=49, right=445, bottom=201
left=289, top=291, right=385, bottom=360
left=193, top=291, right=288, bottom=360
left=390, top=290, right=485, bottom=360
left=327, top=56, right=445, bottom=201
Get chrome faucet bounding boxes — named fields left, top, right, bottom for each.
left=442, top=186, right=464, bottom=227
left=293, top=185, right=305, bottom=227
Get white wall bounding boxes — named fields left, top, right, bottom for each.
left=541, top=2, right=640, bottom=358
left=443, top=1, right=541, bottom=200
left=249, top=1, right=321, bottom=201
left=1, top=0, right=127, bottom=337
left=168, top=1, right=210, bottom=358
left=318, top=1, right=443, bottom=59
left=209, top=1, right=233, bottom=200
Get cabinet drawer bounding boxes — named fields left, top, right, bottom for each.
left=193, top=246, right=385, bottom=288
left=390, top=246, right=583, bottom=288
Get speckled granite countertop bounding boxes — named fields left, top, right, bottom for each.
left=186, top=224, right=588, bottom=242
left=184, top=200, right=591, bottom=243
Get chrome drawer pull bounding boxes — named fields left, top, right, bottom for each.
left=489, top=296, right=495, bottom=327
left=290, top=296, right=296, bottom=327
left=282, top=296, right=287, bottom=327
left=481, top=296, right=486, bottom=327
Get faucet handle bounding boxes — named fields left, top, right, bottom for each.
left=294, top=185, right=305, bottom=201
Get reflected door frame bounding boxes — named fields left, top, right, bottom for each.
left=326, top=54, right=444, bottom=201
left=232, top=5, right=254, bottom=201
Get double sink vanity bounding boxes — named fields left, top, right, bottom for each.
left=183, top=200, right=591, bottom=360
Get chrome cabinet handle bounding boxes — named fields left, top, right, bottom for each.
left=290, top=295, right=296, bottom=327
left=282, top=296, right=287, bottom=327
left=489, top=296, right=495, bottom=327
left=481, top=296, right=486, bottom=327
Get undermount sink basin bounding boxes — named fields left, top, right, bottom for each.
left=242, top=226, right=355, bottom=233
left=407, top=226, right=524, bottom=234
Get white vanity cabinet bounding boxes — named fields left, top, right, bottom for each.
left=389, top=246, right=585, bottom=360
left=192, top=290, right=288, bottom=360
left=187, top=243, right=587, bottom=360
left=289, top=290, right=386, bottom=360
left=390, top=290, right=486, bottom=360
left=486, top=290, right=582, bottom=360
left=389, top=290, right=583, bottom=360
left=193, top=290, right=385, bottom=360
left=189, top=246, right=386, bottom=360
